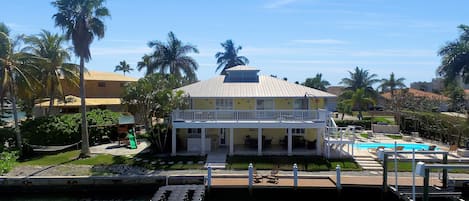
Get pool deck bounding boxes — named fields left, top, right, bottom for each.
left=346, top=134, right=469, bottom=162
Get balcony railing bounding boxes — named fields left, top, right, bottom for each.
left=172, top=110, right=327, bottom=123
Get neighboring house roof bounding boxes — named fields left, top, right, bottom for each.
left=226, top=66, right=259, bottom=71
left=381, top=88, right=449, bottom=101
left=83, top=71, right=138, bottom=82
left=326, top=86, right=346, bottom=96
left=176, top=75, right=336, bottom=98
left=35, top=95, right=122, bottom=107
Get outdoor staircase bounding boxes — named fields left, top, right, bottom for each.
left=204, top=148, right=227, bottom=169
left=354, top=155, right=383, bottom=171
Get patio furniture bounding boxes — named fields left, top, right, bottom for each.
left=428, top=145, right=437, bottom=151
left=368, top=146, right=385, bottom=154
left=244, top=135, right=258, bottom=148
left=266, top=166, right=279, bottom=184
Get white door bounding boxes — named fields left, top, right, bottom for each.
left=219, top=128, right=227, bottom=146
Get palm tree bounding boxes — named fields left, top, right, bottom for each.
left=215, top=40, right=249, bottom=75
left=342, top=88, right=375, bottom=120
left=137, top=32, right=199, bottom=80
left=23, top=30, right=79, bottom=116
left=0, top=25, right=38, bottom=149
left=302, top=73, right=331, bottom=91
left=379, top=72, right=406, bottom=124
left=437, top=24, right=469, bottom=84
left=114, top=60, right=133, bottom=76
left=340, top=66, right=379, bottom=95
left=52, top=0, right=110, bottom=157
left=378, top=72, right=406, bottom=97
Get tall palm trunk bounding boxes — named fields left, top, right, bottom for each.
left=7, top=69, right=21, bottom=149
left=79, top=57, right=90, bottom=157
left=47, top=85, right=55, bottom=116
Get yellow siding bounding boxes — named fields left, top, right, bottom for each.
left=233, top=128, right=257, bottom=145
left=192, top=98, right=214, bottom=109
left=262, top=128, right=286, bottom=145
left=234, top=98, right=255, bottom=110
left=309, top=98, right=325, bottom=109
left=274, top=98, right=292, bottom=110
left=304, top=128, right=317, bottom=141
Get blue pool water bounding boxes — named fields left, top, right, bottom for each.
left=354, top=143, right=437, bottom=151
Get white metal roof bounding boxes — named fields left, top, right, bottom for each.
left=176, top=75, right=336, bottom=98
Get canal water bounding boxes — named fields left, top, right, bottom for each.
left=0, top=187, right=402, bottom=201
left=2, top=186, right=467, bottom=201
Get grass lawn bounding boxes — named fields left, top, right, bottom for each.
left=18, top=150, right=132, bottom=166
left=17, top=151, right=205, bottom=170
left=226, top=155, right=361, bottom=171
left=386, top=135, right=403, bottom=140
left=386, top=161, right=469, bottom=173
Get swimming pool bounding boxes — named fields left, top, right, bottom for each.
left=354, top=143, right=437, bottom=151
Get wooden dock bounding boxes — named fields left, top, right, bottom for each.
left=209, top=175, right=443, bottom=189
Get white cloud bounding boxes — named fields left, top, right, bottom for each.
left=264, top=0, right=297, bottom=9
left=291, top=39, right=348, bottom=45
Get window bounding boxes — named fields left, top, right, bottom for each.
left=287, top=128, right=305, bottom=135
left=98, top=82, right=106, bottom=87
left=293, top=99, right=308, bottom=110
left=256, top=99, right=274, bottom=110
left=215, top=99, right=233, bottom=110
left=188, top=128, right=201, bottom=137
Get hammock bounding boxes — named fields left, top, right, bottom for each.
left=25, top=141, right=82, bottom=152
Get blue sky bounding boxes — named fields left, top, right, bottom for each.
left=1, top=0, right=468, bottom=86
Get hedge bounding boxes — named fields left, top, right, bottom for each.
left=20, top=109, right=120, bottom=146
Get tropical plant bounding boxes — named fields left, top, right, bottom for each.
left=340, top=66, right=379, bottom=95
left=215, top=39, right=249, bottom=75
left=437, top=24, right=469, bottom=84
left=336, top=101, right=352, bottom=120
left=378, top=72, right=406, bottom=97
left=378, top=72, right=406, bottom=124
left=0, top=24, right=38, bottom=150
left=137, top=32, right=199, bottom=81
left=122, top=74, right=188, bottom=152
left=114, top=60, right=133, bottom=76
left=52, top=0, right=110, bottom=157
left=342, top=88, right=375, bottom=120
left=23, top=30, right=79, bottom=116
left=444, top=83, right=465, bottom=112
left=302, top=73, right=331, bottom=91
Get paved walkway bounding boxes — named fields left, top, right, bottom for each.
left=89, top=139, right=151, bottom=156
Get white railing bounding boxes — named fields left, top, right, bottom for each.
left=172, top=110, right=327, bottom=122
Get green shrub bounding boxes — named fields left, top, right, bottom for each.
left=0, top=128, right=16, bottom=152
left=21, top=109, right=120, bottom=146
left=335, top=120, right=372, bottom=129
left=0, top=151, right=18, bottom=175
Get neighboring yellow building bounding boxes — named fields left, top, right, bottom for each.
left=34, top=71, right=138, bottom=116
left=171, top=66, right=337, bottom=156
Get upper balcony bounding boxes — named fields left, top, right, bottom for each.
left=171, top=110, right=329, bottom=128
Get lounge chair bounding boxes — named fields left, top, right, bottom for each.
left=253, top=168, right=262, bottom=183
left=266, top=166, right=279, bottom=184
left=368, top=146, right=385, bottom=154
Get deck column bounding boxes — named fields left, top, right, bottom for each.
left=201, top=128, right=206, bottom=156
left=229, top=128, right=234, bottom=156
left=258, top=128, right=262, bottom=156
left=316, top=128, right=322, bottom=155
left=171, top=127, right=176, bottom=156
left=288, top=128, right=292, bottom=156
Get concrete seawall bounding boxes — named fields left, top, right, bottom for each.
left=0, top=175, right=205, bottom=192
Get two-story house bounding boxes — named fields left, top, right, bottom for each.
left=34, top=71, right=138, bottom=116
left=171, top=66, right=336, bottom=156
